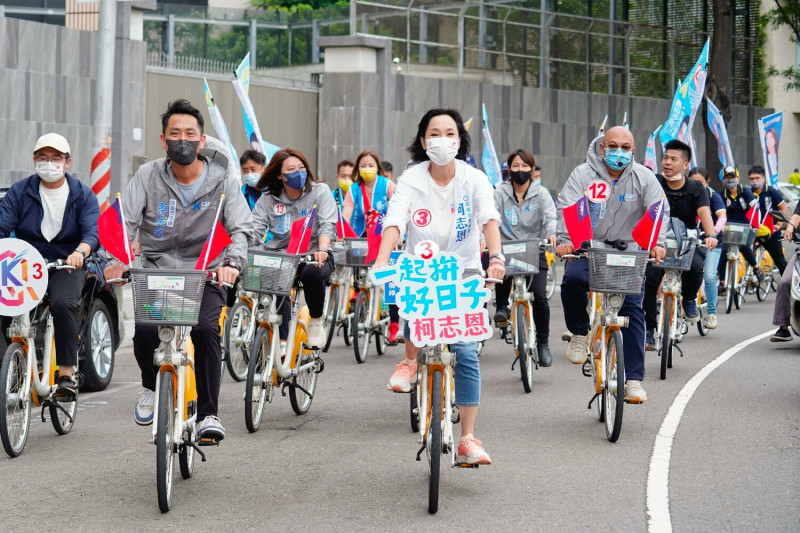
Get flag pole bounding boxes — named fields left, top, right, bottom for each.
left=337, top=203, right=345, bottom=239
left=202, top=194, right=226, bottom=271
left=647, top=196, right=665, bottom=251
left=115, top=192, right=134, bottom=268
left=748, top=201, right=759, bottom=227
left=291, top=204, right=316, bottom=255
left=759, top=205, right=772, bottom=227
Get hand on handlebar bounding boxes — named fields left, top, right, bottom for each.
left=556, top=243, right=574, bottom=258
left=703, top=236, right=718, bottom=250
left=312, top=249, right=328, bottom=266
left=104, top=264, right=126, bottom=283
left=650, top=246, right=666, bottom=262
left=485, top=262, right=505, bottom=283
left=213, top=266, right=239, bottom=288
left=65, top=251, right=85, bottom=269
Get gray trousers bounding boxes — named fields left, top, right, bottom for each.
left=772, top=250, right=798, bottom=327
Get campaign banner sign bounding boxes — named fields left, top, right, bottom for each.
left=707, top=97, right=735, bottom=177
left=758, top=111, right=783, bottom=187
left=0, top=239, right=49, bottom=317
left=660, top=39, right=709, bottom=149
left=382, top=250, right=402, bottom=306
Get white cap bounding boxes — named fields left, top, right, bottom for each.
left=34, top=133, right=71, bottom=155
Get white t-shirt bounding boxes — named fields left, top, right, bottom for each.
left=40, top=181, right=69, bottom=242
left=430, top=176, right=455, bottom=251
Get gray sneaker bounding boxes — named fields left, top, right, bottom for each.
left=134, top=387, right=155, bottom=426
left=566, top=334, right=588, bottom=364
left=703, top=314, right=718, bottom=330
left=198, top=415, right=225, bottom=441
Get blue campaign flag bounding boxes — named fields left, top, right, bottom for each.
left=642, top=124, right=661, bottom=174
left=758, top=111, right=783, bottom=187
left=480, top=103, right=502, bottom=186
left=706, top=97, right=735, bottom=178
left=660, top=39, right=709, bottom=149
left=232, top=54, right=282, bottom=164
left=203, top=78, right=238, bottom=170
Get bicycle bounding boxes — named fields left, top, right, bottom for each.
left=0, top=257, right=79, bottom=458
left=321, top=243, right=355, bottom=352
left=721, top=223, right=755, bottom=314
left=222, top=286, right=256, bottom=381
left=344, top=238, right=389, bottom=363
left=123, top=268, right=231, bottom=513
left=242, top=249, right=324, bottom=433
left=543, top=242, right=557, bottom=300
left=496, top=239, right=541, bottom=393
left=695, top=282, right=710, bottom=336
left=565, top=244, right=649, bottom=442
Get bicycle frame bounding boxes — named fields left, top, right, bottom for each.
left=654, top=270, right=682, bottom=351
left=7, top=310, right=57, bottom=405
left=416, top=345, right=456, bottom=466
left=587, top=292, right=627, bottom=397
left=257, top=291, right=315, bottom=381
left=509, top=275, right=536, bottom=359
left=327, top=264, right=354, bottom=328
left=151, top=326, right=197, bottom=446
left=358, top=269, right=388, bottom=331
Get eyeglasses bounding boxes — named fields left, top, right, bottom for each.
left=35, top=155, right=66, bottom=164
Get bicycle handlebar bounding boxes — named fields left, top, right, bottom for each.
left=46, top=259, right=76, bottom=270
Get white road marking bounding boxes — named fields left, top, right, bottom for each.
left=646, top=330, right=773, bottom=533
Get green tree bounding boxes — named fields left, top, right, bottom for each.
left=764, top=0, right=800, bottom=90
left=251, top=0, right=346, bottom=9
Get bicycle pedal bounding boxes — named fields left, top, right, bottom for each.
left=197, top=436, right=221, bottom=447
left=581, top=360, right=592, bottom=377
left=623, top=398, right=646, bottom=405
left=455, top=463, right=479, bottom=469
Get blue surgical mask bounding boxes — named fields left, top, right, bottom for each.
left=284, top=169, right=307, bottom=190
left=603, top=148, right=633, bottom=170
left=243, top=172, right=260, bottom=188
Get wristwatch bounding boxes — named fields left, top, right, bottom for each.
left=489, top=253, right=506, bottom=263
left=318, top=248, right=331, bottom=254
left=74, top=247, right=87, bottom=258
left=707, top=233, right=717, bottom=240
left=222, top=257, right=241, bottom=271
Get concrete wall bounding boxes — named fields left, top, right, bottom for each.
left=319, top=71, right=773, bottom=192
left=144, top=69, right=319, bottom=171
left=0, top=15, right=146, bottom=189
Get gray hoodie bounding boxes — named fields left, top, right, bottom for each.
left=556, top=135, right=669, bottom=247
left=494, top=180, right=557, bottom=241
left=117, top=145, right=253, bottom=270
left=251, top=182, right=337, bottom=252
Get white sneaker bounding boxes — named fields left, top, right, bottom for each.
left=566, top=333, right=588, bottom=364
left=307, top=317, right=325, bottom=348
left=134, top=387, right=155, bottom=426
left=197, top=415, right=225, bottom=441
left=387, top=359, right=417, bottom=393
left=704, top=314, right=718, bottom=330
left=625, top=380, right=647, bottom=403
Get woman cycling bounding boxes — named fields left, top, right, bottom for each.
left=342, top=150, right=400, bottom=342
left=251, top=148, right=337, bottom=349
left=374, top=108, right=505, bottom=465
left=492, top=149, right=556, bottom=366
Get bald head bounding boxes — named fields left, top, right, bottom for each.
left=603, top=126, right=635, bottom=148
left=599, top=126, right=635, bottom=175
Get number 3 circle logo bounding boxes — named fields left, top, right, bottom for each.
left=412, top=209, right=431, bottom=227
left=414, top=240, right=439, bottom=260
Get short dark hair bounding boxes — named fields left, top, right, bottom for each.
left=161, top=99, right=204, bottom=134
left=260, top=148, right=317, bottom=195
left=407, top=108, right=471, bottom=164
left=688, top=166, right=708, bottom=181
left=747, top=165, right=766, bottom=177
left=663, top=139, right=691, bottom=162
left=382, top=160, right=393, bottom=172
left=337, top=159, right=355, bottom=172
left=240, top=149, right=266, bottom=167
left=506, top=149, right=536, bottom=169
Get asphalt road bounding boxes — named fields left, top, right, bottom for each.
left=1, top=278, right=798, bottom=532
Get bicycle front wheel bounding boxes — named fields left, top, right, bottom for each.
left=289, top=343, right=319, bottom=415
left=50, top=392, right=78, bottom=435
left=352, top=291, right=369, bottom=363
left=0, top=343, right=31, bottom=457
left=156, top=373, right=176, bottom=513
left=660, top=295, right=673, bottom=381
left=427, top=369, right=443, bottom=514
left=516, top=304, right=534, bottom=393
left=755, top=274, right=770, bottom=301
left=603, top=330, right=624, bottom=443
left=245, top=327, right=272, bottom=433
left=725, top=261, right=736, bottom=314
left=224, top=301, right=253, bottom=382
left=322, top=285, right=339, bottom=353
left=410, top=384, right=420, bottom=433
left=546, top=262, right=557, bottom=300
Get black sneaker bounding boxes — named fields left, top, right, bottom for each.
left=718, top=282, right=727, bottom=296
left=537, top=344, right=552, bottom=367
left=770, top=328, right=792, bottom=342
left=54, top=376, right=78, bottom=402
left=753, top=267, right=766, bottom=283
left=494, top=307, right=509, bottom=327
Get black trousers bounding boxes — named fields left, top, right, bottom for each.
left=759, top=233, right=788, bottom=275
left=643, top=248, right=704, bottom=333
left=50, top=268, right=86, bottom=367
left=279, top=255, right=334, bottom=339
left=494, top=255, right=550, bottom=346
left=133, top=284, right=226, bottom=421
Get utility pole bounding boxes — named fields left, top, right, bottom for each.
left=91, top=0, right=117, bottom=211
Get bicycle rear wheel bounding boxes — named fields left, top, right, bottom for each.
left=725, top=261, right=736, bottom=314
left=245, top=327, right=272, bottom=433
left=755, top=275, right=770, bottom=301
left=410, top=384, right=420, bottom=433
left=427, top=369, right=443, bottom=514
left=352, top=291, right=369, bottom=363
left=603, top=330, right=624, bottom=443
left=516, top=304, right=534, bottom=393
left=546, top=263, right=557, bottom=300
left=289, top=341, right=319, bottom=415
left=50, top=393, right=78, bottom=435
left=156, top=373, right=175, bottom=513
left=0, top=343, right=31, bottom=457
left=224, top=301, right=252, bottom=382
left=178, top=405, right=196, bottom=479
left=660, top=295, right=673, bottom=381
left=322, top=285, right=339, bottom=353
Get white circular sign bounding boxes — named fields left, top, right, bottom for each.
left=586, top=179, right=610, bottom=204
left=0, top=238, right=50, bottom=317
left=412, top=209, right=432, bottom=228
left=274, top=203, right=286, bottom=215
left=414, top=240, right=439, bottom=260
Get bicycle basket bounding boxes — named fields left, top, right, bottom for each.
left=587, top=248, right=648, bottom=294
left=244, top=249, right=301, bottom=296
left=330, top=240, right=346, bottom=265
left=502, top=239, right=540, bottom=275
left=722, top=223, right=754, bottom=246
left=130, top=269, right=207, bottom=326
left=655, top=238, right=697, bottom=271
left=342, top=238, right=370, bottom=267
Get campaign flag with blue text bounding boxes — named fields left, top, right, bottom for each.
left=706, top=97, right=735, bottom=177
left=643, top=124, right=661, bottom=173
left=232, top=54, right=281, bottom=163
left=758, top=111, right=783, bottom=187
left=203, top=78, right=238, bottom=169
left=480, top=103, right=502, bottom=186
left=660, top=40, right=709, bottom=149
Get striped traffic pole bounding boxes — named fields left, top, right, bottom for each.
left=91, top=143, right=111, bottom=212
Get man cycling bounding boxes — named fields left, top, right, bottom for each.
left=748, top=165, right=788, bottom=276
left=0, top=133, right=100, bottom=401
left=717, top=166, right=762, bottom=293
left=556, top=126, right=667, bottom=403
left=643, top=140, right=718, bottom=349
left=771, top=200, right=800, bottom=342
left=105, top=99, right=253, bottom=441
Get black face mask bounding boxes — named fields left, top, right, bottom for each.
left=509, top=170, right=532, bottom=185
left=166, top=139, right=200, bottom=166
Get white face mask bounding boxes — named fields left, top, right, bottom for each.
left=663, top=170, right=684, bottom=182
left=242, top=172, right=260, bottom=188
left=425, top=137, right=459, bottom=166
left=36, top=161, right=65, bottom=183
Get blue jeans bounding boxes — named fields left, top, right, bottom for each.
left=703, top=246, right=722, bottom=315
left=403, top=323, right=481, bottom=406
left=561, top=257, right=647, bottom=381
